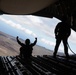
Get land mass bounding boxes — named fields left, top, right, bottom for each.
left=0, top=31, right=54, bottom=56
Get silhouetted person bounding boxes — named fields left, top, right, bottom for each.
left=53, top=17, right=71, bottom=58
left=16, top=36, right=37, bottom=61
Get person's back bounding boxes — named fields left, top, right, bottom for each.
left=20, top=44, right=33, bottom=59
left=55, top=21, right=71, bottom=39
left=16, top=36, right=37, bottom=60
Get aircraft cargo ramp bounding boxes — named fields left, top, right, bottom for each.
left=0, top=55, right=76, bottom=75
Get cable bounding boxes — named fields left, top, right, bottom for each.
left=67, top=42, right=76, bottom=55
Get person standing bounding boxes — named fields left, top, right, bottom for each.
left=53, top=17, right=71, bottom=58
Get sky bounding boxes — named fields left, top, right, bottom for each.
left=0, top=14, right=76, bottom=54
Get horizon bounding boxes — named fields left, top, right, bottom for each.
left=0, top=14, right=76, bottom=54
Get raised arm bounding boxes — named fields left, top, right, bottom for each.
left=31, top=37, right=37, bottom=46
left=16, top=36, right=23, bottom=46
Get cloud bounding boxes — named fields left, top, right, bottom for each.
left=25, top=16, right=59, bottom=38
left=6, top=15, right=60, bottom=38
left=0, top=16, right=37, bottom=37
left=26, top=15, right=43, bottom=23
left=41, top=38, right=55, bottom=46
left=23, top=29, right=37, bottom=37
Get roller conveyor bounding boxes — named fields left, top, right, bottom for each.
left=0, top=55, right=76, bottom=75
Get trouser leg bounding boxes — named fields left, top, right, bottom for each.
left=53, top=39, right=61, bottom=57
left=63, top=39, right=69, bottom=58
